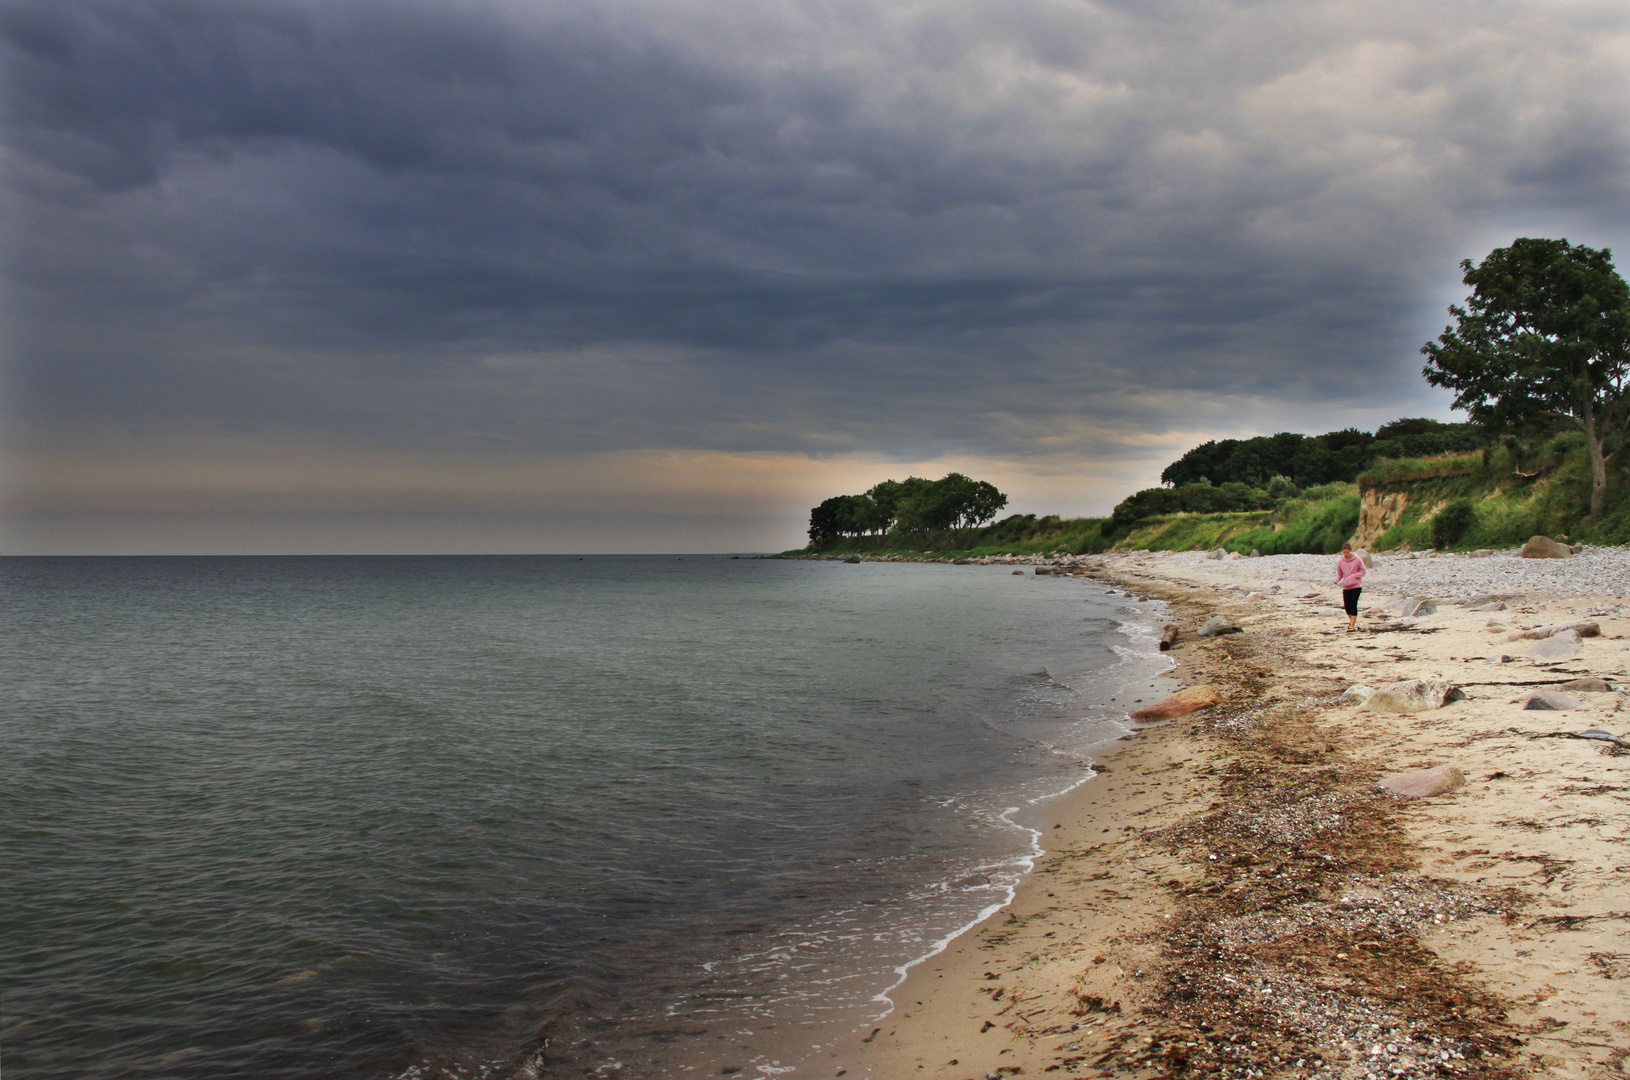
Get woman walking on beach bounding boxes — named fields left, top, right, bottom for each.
left=1335, top=542, right=1365, bottom=632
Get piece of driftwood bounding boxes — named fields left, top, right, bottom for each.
left=1159, top=623, right=1180, bottom=651
left=1527, top=729, right=1630, bottom=748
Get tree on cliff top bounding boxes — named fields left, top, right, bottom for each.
left=1422, top=237, right=1630, bottom=517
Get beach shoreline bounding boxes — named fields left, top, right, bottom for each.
left=642, top=570, right=1180, bottom=1075
left=806, top=548, right=1630, bottom=1080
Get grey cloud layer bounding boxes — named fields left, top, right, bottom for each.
left=5, top=0, right=1629, bottom=462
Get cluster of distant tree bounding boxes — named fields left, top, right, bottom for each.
left=1159, top=418, right=1485, bottom=489
left=808, top=473, right=1008, bottom=544
left=1109, top=418, right=1486, bottom=532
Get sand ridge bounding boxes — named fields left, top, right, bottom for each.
left=819, top=550, right=1630, bottom=1080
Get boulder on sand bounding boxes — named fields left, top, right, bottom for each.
left=1521, top=535, right=1573, bottom=559
left=1527, top=630, right=1583, bottom=660
left=1399, top=596, right=1438, bottom=617
left=1205, top=548, right=1226, bottom=560
left=1196, top=616, right=1242, bottom=637
left=1130, top=685, right=1223, bottom=721
left=1379, top=765, right=1466, bottom=798
left=1339, top=684, right=1376, bottom=705
left=1559, top=677, right=1613, bottom=693
left=1500, top=620, right=1599, bottom=643
left=1523, top=690, right=1585, bottom=710
left=1458, top=593, right=1521, bottom=608
left=1360, top=679, right=1466, bottom=713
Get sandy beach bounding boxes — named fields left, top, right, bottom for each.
left=806, top=547, right=1630, bottom=1080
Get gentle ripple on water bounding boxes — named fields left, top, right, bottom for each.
left=0, top=555, right=1171, bottom=1079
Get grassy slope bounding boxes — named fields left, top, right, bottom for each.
left=1359, top=436, right=1613, bottom=550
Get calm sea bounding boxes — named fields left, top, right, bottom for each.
left=0, top=556, right=1171, bottom=1080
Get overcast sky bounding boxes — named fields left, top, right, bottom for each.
left=3, top=0, right=1628, bottom=553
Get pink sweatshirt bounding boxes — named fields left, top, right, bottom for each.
left=1335, top=553, right=1366, bottom=590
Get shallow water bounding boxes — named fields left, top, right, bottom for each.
left=0, top=555, right=1169, bottom=1079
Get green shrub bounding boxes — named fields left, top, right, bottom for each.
left=1226, top=490, right=1361, bottom=555
left=1356, top=452, right=1484, bottom=488
left=1431, top=498, right=1478, bottom=549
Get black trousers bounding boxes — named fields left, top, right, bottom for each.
left=1343, top=588, right=1361, bottom=616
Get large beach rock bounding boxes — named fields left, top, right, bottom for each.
left=1205, top=548, right=1226, bottom=560
left=1196, top=616, right=1242, bottom=637
left=1354, top=548, right=1373, bottom=568
left=1360, top=679, right=1466, bottom=713
left=1559, top=677, right=1613, bottom=693
left=1468, top=549, right=1495, bottom=558
left=1470, top=593, right=1522, bottom=607
left=1379, top=765, right=1466, bottom=798
left=1400, top=596, right=1438, bottom=617
left=1527, top=630, right=1583, bottom=660
left=1500, top=620, right=1599, bottom=643
left=1523, top=690, right=1584, bottom=711
left=1130, top=685, right=1223, bottom=721
left=1339, top=684, right=1376, bottom=705
left=1521, top=535, right=1573, bottom=559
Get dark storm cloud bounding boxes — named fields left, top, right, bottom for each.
left=4, top=0, right=1630, bottom=467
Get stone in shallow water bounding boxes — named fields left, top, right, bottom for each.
left=1360, top=679, right=1465, bottom=713
left=1130, top=685, right=1223, bottom=721
left=1379, top=765, right=1466, bottom=798
left=1523, top=691, right=1585, bottom=711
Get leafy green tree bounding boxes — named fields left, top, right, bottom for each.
left=808, top=497, right=844, bottom=545
left=961, top=479, right=1008, bottom=527
left=808, top=473, right=1009, bottom=545
left=1423, top=238, right=1630, bottom=516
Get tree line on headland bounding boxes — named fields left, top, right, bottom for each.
left=808, top=474, right=1008, bottom=544
left=802, top=237, right=1630, bottom=555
